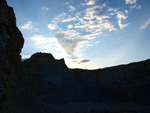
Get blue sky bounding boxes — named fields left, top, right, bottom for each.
left=7, top=0, right=150, bottom=69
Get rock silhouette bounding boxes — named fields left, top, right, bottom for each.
left=0, top=0, right=150, bottom=112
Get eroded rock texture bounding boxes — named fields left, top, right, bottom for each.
left=0, top=0, right=150, bottom=112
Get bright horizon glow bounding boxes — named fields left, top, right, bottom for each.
left=7, top=0, right=150, bottom=69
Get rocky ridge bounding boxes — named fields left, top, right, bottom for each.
left=0, top=0, right=150, bottom=112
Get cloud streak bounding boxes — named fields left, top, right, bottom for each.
left=78, top=60, right=90, bottom=64
left=41, top=6, right=49, bottom=11
left=141, top=18, right=150, bottom=29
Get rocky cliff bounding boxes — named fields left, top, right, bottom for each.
left=0, top=0, right=150, bottom=113
left=0, top=0, right=43, bottom=113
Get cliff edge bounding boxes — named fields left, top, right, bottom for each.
left=0, top=0, right=150, bottom=112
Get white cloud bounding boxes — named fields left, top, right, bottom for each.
left=62, top=17, right=76, bottom=22
left=86, top=0, right=97, bottom=6
left=48, top=24, right=58, bottom=30
left=31, top=35, right=59, bottom=47
left=125, top=0, right=136, bottom=4
left=75, top=4, right=116, bottom=32
left=50, top=3, right=117, bottom=62
left=58, top=29, right=80, bottom=38
left=41, top=6, right=49, bottom=11
left=67, top=25, right=73, bottom=29
left=84, top=4, right=108, bottom=21
left=21, top=21, right=33, bottom=30
left=116, top=12, right=128, bottom=29
left=141, top=18, right=150, bottom=29
left=69, top=6, right=76, bottom=12
left=53, top=12, right=66, bottom=23
left=21, top=55, right=31, bottom=60
left=47, top=2, right=132, bottom=64
left=31, top=35, right=50, bottom=45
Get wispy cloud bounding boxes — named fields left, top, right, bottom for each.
left=141, top=18, right=150, bottom=29
left=78, top=60, right=90, bottom=64
left=62, top=16, right=77, bottom=22
left=125, top=0, right=136, bottom=4
left=74, top=3, right=117, bottom=33
left=130, top=4, right=141, bottom=10
left=125, top=0, right=141, bottom=10
left=86, top=0, right=97, bottom=6
left=45, top=1, right=136, bottom=63
left=47, top=3, right=125, bottom=62
left=21, top=21, right=33, bottom=30
left=41, top=6, right=49, bottom=11
left=31, top=35, right=57, bottom=45
left=136, top=5, right=141, bottom=10
left=116, top=12, right=128, bottom=29
left=69, top=6, right=76, bottom=12
left=48, top=24, right=58, bottom=30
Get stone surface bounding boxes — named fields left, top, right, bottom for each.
left=0, top=0, right=150, bottom=112
left=0, top=0, right=43, bottom=113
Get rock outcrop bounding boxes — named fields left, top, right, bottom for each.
left=0, top=0, right=24, bottom=112
left=0, top=0, right=150, bottom=112
left=0, top=0, right=43, bottom=113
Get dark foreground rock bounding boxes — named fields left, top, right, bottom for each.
left=0, top=0, right=150, bottom=112
left=0, top=0, right=43, bottom=113
left=23, top=53, right=150, bottom=112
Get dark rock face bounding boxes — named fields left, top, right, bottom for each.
left=0, top=0, right=24, bottom=80
left=0, top=0, right=43, bottom=113
left=0, top=0, right=24, bottom=112
left=0, top=0, right=150, bottom=112
left=22, top=52, right=150, bottom=112
left=23, top=54, right=150, bottom=105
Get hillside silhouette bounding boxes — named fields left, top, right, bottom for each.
left=0, top=0, right=150, bottom=112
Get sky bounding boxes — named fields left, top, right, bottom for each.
left=7, top=0, right=150, bottom=69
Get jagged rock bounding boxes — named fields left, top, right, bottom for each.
left=0, top=0, right=43, bottom=113
left=0, top=0, right=150, bottom=112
